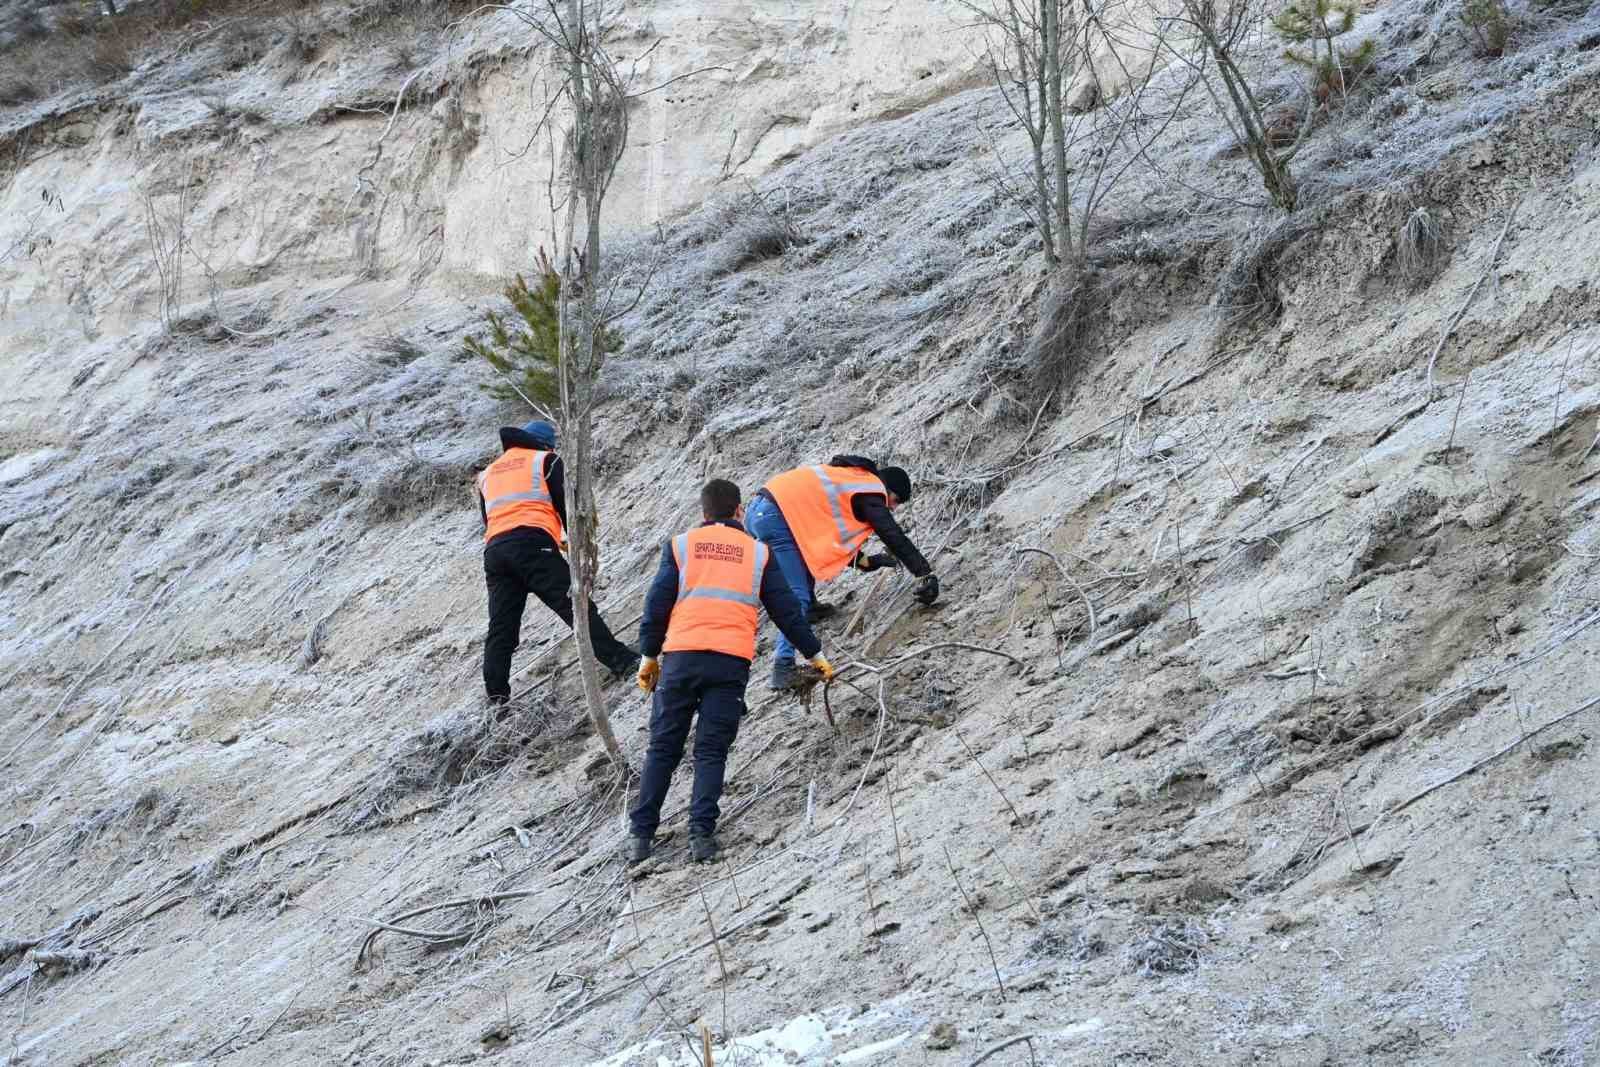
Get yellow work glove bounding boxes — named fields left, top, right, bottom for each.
left=810, top=654, right=836, bottom=682
left=637, top=657, right=660, bottom=693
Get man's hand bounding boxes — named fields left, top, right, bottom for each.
left=913, top=573, right=940, bottom=606
left=853, top=551, right=900, bottom=573
left=810, top=654, right=837, bottom=682
left=637, top=657, right=661, bottom=693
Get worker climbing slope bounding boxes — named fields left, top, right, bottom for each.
left=477, top=419, right=640, bottom=704
left=747, top=455, right=939, bottom=689
left=628, top=479, right=834, bottom=864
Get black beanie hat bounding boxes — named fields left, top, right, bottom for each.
left=879, top=466, right=912, bottom=503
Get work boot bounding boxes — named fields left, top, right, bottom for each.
left=807, top=600, right=839, bottom=623
left=769, top=659, right=799, bottom=691
left=604, top=650, right=642, bottom=683
left=625, top=835, right=652, bottom=865
left=688, top=834, right=719, bottom=864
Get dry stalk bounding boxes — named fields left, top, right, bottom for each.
left=1551, top=334, right=1575, bottom=457
left=885, top=773, right=906, bottom=877
left=1446, top=367, right=1471, bottom=455
left=1334, top=781, right=1367, bottom=870
left=953, top=730, right=1024, bottom=825
left=1175, top=513, right=1196, bottom=637
left=944, top=844, right=1006, bottom=999
left=696, top=881, right=730, bottom=1043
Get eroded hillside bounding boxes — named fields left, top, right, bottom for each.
left=2, top=0, right=1599, bottom=1064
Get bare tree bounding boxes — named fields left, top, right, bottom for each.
left=495, top=0, right=655, bottom=774
left=965, top=0, right=1194, bottom=270
left=1160, top=0, right=1309, bottom=211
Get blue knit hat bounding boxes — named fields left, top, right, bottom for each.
left=522, top=420, right=557, bottom=448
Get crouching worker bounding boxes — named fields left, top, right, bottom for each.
left=478, top=419, right=639, bottom=705
left=627, top=479, right=835, bottom=865
left=747, top=456, right=939, bottom=690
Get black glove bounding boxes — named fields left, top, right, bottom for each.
left=913, top=573, right=940, bottom=605
left=853, top=551, right=900, bottom=573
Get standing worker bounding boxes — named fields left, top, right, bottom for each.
left=477, top=419, right=639, bottom=705
left=628, top=478, right=834, bottom=864
left=747, top=455, right=939, bottom=690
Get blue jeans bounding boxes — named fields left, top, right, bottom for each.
left=745, top=495, right=813, bottom=667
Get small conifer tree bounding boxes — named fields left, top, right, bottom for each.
left=462, top=248, right=621, bottom=410
left=1458, top=0, right=1510, bottom=57
left=1272, top=0, right=1376, bottom=103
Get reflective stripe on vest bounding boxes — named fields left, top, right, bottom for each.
left=762, top=464, right=887, bottom=582
left=663, top=526, right=768, bottom=661
left=480, top=448, right=563, bottom=544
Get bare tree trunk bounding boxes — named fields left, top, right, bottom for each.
left=1042, top=0, right=1074, bottom=263
left=1011, top=1, right=1057, bottom=265
left=1187, top=7, right=1299, bottom=212
left=558, top=0, right=628, bottom=774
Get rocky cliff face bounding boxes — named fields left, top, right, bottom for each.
left=3, top=0, right=1600, bottom=1064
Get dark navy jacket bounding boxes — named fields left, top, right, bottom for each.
left=639, top=519, right=822, bottom=661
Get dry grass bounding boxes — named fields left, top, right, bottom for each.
left=701, top=196, right=807, bottom=277
left=0, top=0, right=474, bottom=107
left=1396, top=204, right=1446, bottom=284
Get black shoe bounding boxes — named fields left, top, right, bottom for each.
left=769, top=660, right=799, bottom=691
left=688, top=834, right=719, bottom=863
left=807, top=600, right=839, bottom=623
left=604, top=652, right=641, bottom=681
left=625, top=836, right=652, bottom=865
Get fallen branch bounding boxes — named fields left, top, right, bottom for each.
left=355, top=890, right=538, bottom=965
left=970, top=1033, right=1039, bottom=1066
left=1016, top=547, right=1097, bottom=637
left=1373, top=693, right=1599, bottom=826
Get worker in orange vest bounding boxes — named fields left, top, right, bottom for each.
left=747, top=455, right=938, bottom=690
left=627, top=478, right=834, bottom=864
left=476, top=420, right=639, bottom=704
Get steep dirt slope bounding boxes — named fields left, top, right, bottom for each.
left=3, top=1, right=1600, bottom=1065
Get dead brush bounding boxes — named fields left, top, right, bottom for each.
left=700, top=191, right=807, bottom=277
left=341, top=700, right=567, bottom=831
left=65, top=787, right=183, bottom=852
left=1021, top=268, right=1107, bottom=399
left=370, top=332, right=427, bottom=367
left=1027, top=921, right=1106, bottom=963
left=1216, top=214, right=1317, bottom=324
left=358, top=451, right=473, bottom=522
left=1122, top=918, right=1211, bottom=976
left=1396, top=205, right=1445, bottom=284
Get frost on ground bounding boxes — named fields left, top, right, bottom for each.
left=1, top=0, right=1600, bottom=1064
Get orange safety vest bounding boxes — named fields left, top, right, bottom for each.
left=477, top=448, right=563, bottom=544
left=763, top=464, right=887, bottom=582
left=662, top=524, right=770, bottom=661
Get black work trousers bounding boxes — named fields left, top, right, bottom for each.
left=482, top=529, right=636, bottom=701
left=629, top=651, right=749, bottom=840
